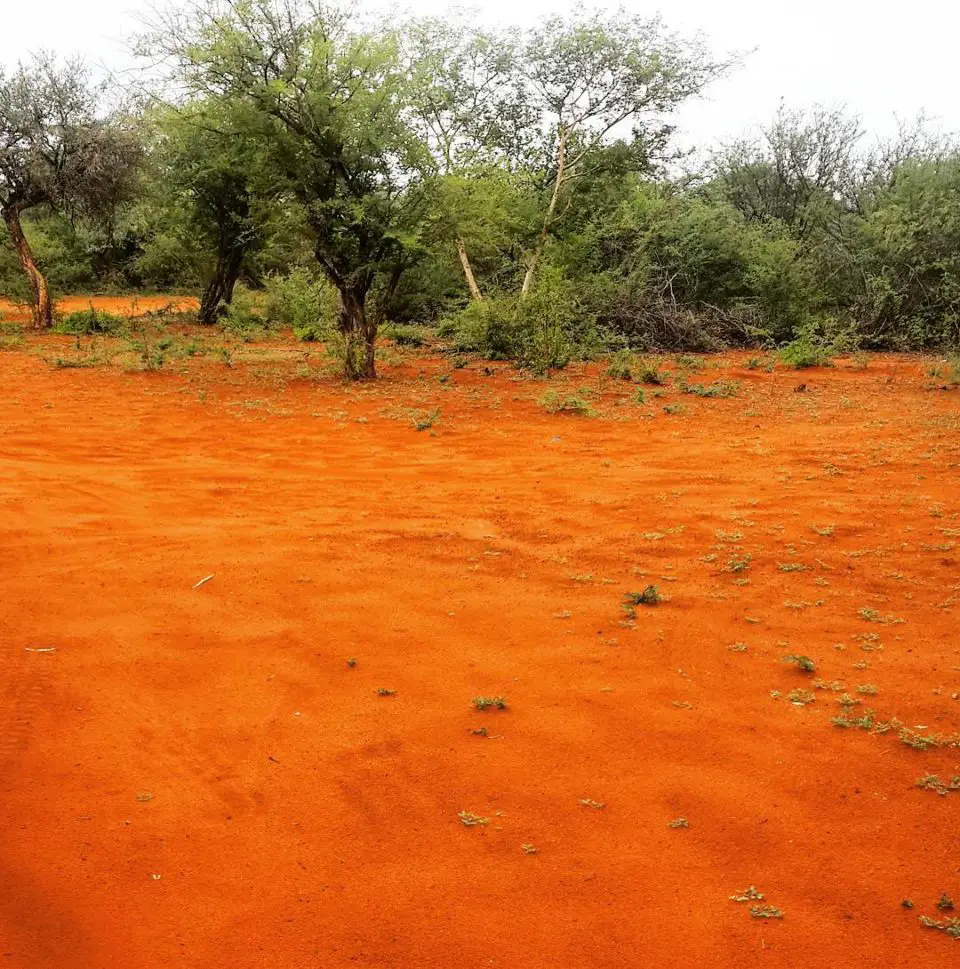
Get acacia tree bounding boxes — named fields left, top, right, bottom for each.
left=405, top=18, right=532, bottom=302
left=516, top=12, right=728, bottom=298
left=150, top=103, right=266, bottom=323
left=0, top=54, right=140, bottom=327
left=146, top=0, right=431, bottom=378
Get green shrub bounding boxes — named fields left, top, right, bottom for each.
left=381, top=323, right=431, bottom=347
left=263, top=269, right=337, bottom=336
left=55, top=307, right=128, bottom=336
left=778, top=318, right=857, bottom=369
left=221, top=286, right=267, bottom=340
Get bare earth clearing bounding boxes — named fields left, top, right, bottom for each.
left=1, top=303, right=959, bottom=967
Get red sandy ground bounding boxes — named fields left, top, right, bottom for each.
left=0, top=322, right=959, bottom=968
left=0, top=295, right=198, bottom=323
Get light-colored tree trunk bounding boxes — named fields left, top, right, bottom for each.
left=521, top=132, right=568, bottom=300
left=456, top=236, right=484, bottom=301
left=337, top=286, right=376, bottom=380
left=3, top=206, right=53, bottom=329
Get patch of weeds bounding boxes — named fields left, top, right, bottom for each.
left=836, top=693, right=860, bottom=708
left=633, top=387, right=646, bottom=406
left=814, top=679, right=844, bottom=691
left=715, top=529, right=744, bottom=543
left=937, top=894, right=956, bottom=912
left=605, top=350, right=633, bottom=381
left=624, top=586, right=662, bottom=607
left=858, top=607, right=903, bottom=625
left=411, top=408, right=440, bottom=431
left=856, top=684, right=878, bottom=695
left=539, top=390, right=593, bottom=416
left=346, top=657, right=357, bottom=668
left=724, top=553, right=752, bottom=574
left=458, top=811, right=488, bottom=827
left=919, top=914, right=960, bottom=938
left=579, top=798, right=605, bottom=809
left=916, top=774, right=960, bottom=796
left=728, top=642, right=748, bottom=652
left=473, top=696, right=507, bottom=711
left=663, top=403, right=686, bottom=415
left=730, top=886, right=764, bottom=903
left=668, top=817, right=689, bottom=828
left=55, top=307, right=127, bottom=335
left=637, top=358, right=666, bottom=385
left=214, top=345, right=234, bottom=368
left=899, top=729, right=939, bottom=751
left=744, top=356, right=766, bottom=370
left=681, top=379, right=741, bottom=399
left=0, top=332, right=24, bottom=351
left=777, top=562, right=807, bottom=572
left=832, top=709, right=877, bottom=730
left=811, top=524, right=835, bottom=537
left=787, top=688, right=816, bottom=705
left=376, top=688, right=396, bottom=697
left=784, top=654, right=816, bottom=673
left=750, top=905, right=784, bottom=919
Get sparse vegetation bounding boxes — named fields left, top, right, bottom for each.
left=472, top=696, right=507, bottom=711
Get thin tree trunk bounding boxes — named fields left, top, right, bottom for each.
left=3, top=206, right=53, bottom=329
left=521, top=133, right=568, bottom=300
left=337, top=286, right=375, bottom=380
left=198, top=246, right=245, bottom=324
left=456, top=236, right=483, bottom=301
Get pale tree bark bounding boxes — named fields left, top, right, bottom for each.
left=456, top=236, right=484, bottom=301
left=3, top=206, right=53, bottom=329
left=520, top=131, right=569, bottom=300
left=337, top=286, right=376, bottom=380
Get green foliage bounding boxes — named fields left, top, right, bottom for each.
left=220, top=286, right=267, bottom=340
left=263, top=269, right=337, bottom=333
left=778, top=318, right=857, bottom=368
left=55, top=307, right=127, bottom=335
left=539, top=391, right=593, bottom=415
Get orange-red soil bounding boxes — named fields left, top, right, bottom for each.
left=0, top=295, right=198, bottom=323
left=1, top=327, right=959, bottom=967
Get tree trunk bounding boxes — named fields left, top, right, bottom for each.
left=198, top=246, right=245, bottom=324
left=337, top=286, right=375, bottom=380
left=3, top=206, right=53, bottom=329
left=521, top=132, right=568, bottom=300
left=456, top=237, right=484, bottom=301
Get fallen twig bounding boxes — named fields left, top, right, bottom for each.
left=192, top=574, right=215, bottom=589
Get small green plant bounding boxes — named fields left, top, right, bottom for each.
left=730, top=886, right=764, bottom=903
left=778, top=318, right=855, bottom=369
left=787, top=688, right=816, bottom=705
left=811, top=524, right=835, bottom=536
left=636, top=358, right=666, bottom=385
left=633, top=387, right=646, bottom=405
left=784, top=654, right=816, bottom=673
left=458, top=811, right=489, bottom=827
left=624, top=586, right=661, bottom=607
left=663, top=403, right=686, bottom=415
left=856, top=684, right=878, bottom=695
left=473, top=696, right=507, bottom=711
left=724, top=553, right=752, bottom=573
left=411, top=408, right=440, bottom=431
left=858, top=607, right=903, bottom=624
left=917, top=774, right=960, bottom=796
left=539, top=390, right=593, bottom=416
left=919, top=914, right=960, bottom=938
left=605, top=350, right=633, bottom=381
left=750, top=905, right=784, bottom=919
left=681, top=379, right=741, bottom=399
left=937, top=894, right=955, bottom=912
left=777, top=562, right=806, bottom=572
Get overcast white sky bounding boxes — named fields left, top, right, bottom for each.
left=2, top=0, right=957, bottom=149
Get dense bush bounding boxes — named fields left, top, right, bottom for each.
left=55, top=307, right=128, bottom=335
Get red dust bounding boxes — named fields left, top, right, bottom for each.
left=0, top=322, right=958, bottom=968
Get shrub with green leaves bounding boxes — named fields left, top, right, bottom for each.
left=263, top=269, right=337, bottom=339
left=55, top=307, right=128, bottom=336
